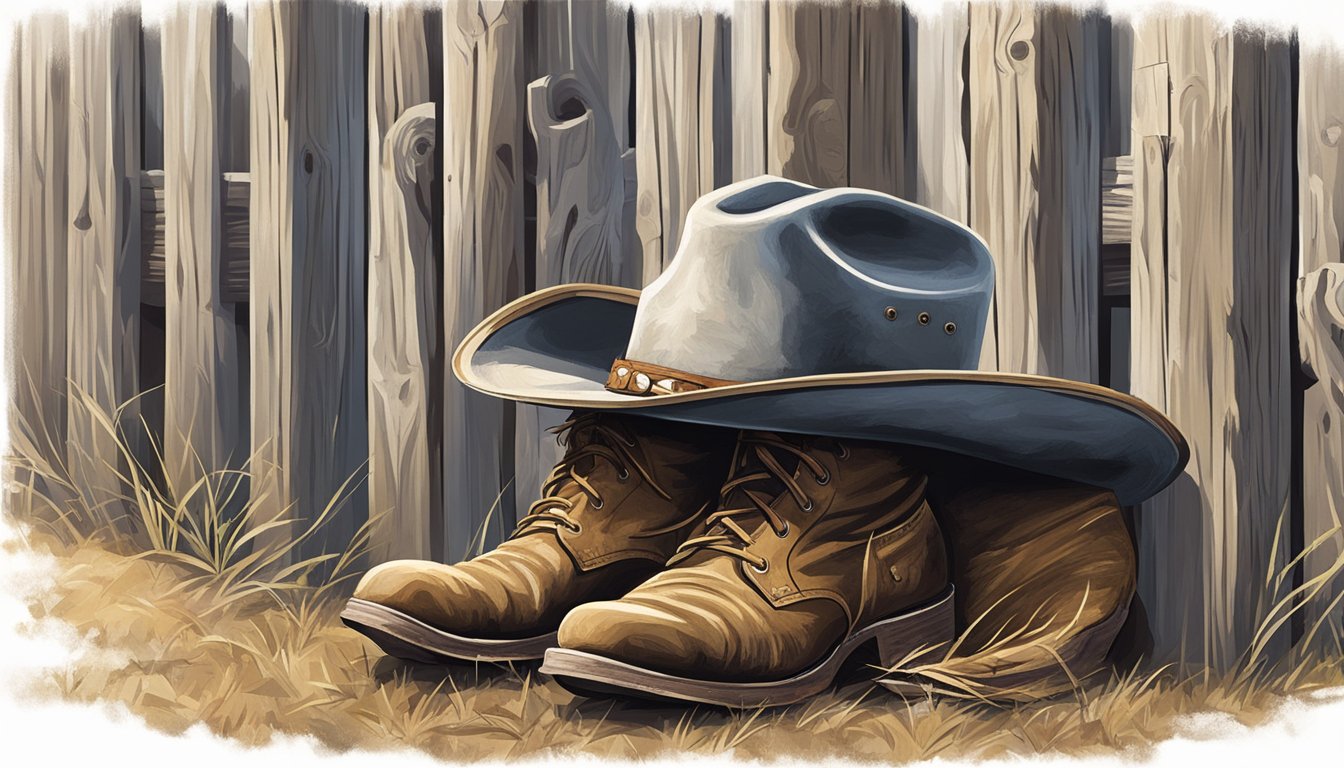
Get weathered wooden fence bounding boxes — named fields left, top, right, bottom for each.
left=6, top=1, right=1344, bottom=671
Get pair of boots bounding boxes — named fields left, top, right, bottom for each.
left=343, top=412, right=953, bottom=708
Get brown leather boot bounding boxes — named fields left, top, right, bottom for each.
left=542, top=432, right=955, bottom=707
left=342, top=412, right=735, bottom=663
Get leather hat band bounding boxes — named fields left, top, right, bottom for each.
left=605, top=358, right=739, bottom=396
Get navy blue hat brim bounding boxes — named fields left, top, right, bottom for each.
left=453, top=285, right=1189, bottom=506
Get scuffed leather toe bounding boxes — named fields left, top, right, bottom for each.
left=557, top=559, right=848, bottom=683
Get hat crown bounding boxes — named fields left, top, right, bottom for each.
left=625, top=176, right=995, bottom=382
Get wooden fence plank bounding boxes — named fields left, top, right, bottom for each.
left=141, top=25, right=164, bottom=170
left=570, top=0, right=632, bottom=150
left=1299, top=49, right=1344, bottom=633
left=1130, top=19, right=1293, bottom=668
left=66, top=11, right=141, bottom=517
left=249, top=2, right=368, bottom=561
left=767, top=0, right=849, bottom=188
left=369, top=104, right=439, bottom=564
left=367, top=6, right=441, bottom=562
left=634, top=7, right=731, bottom=281
left=907, top=3, right=968, bottom=223
left=513, top=73, right=637, bottom=522
left=731, top=0, right=767, bottom=181
left=969, top=3, right=1102, bottom=381
left=849, top=0, right=905, bottom=196
left=161, top=3, right=245, bottom=499
left=442, top=0, right=525, bottom=559
left=6, top=15, right=69, bottom=478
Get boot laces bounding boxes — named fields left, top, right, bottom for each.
left=512, top=413, right=670, bottom=537
left=669, top=433, right=836, bottom=570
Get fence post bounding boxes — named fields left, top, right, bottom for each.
left=6, top=15, right=69, bottom=483
left=161, top=3, right=245, bottom=500
left=634, top=7, right=730, bottom=282
left=1130, top=18, right=1294, bottom=669
left=248, top=2, right=369, bottom=561
left=1299, top=49, right=1344, bottom=636
left=367, top=7, right=441, bottom=563
left=66, top=10, right=141, bottom=518
left=766, top=1, right=849, bottom=188
left=848, top=1, right=905, bottom=196
left=969, top=3, right=1102, bottom=381
left=442, top=0, right=525, bottom=560
left=761, top=1, right=908, bottom=194
left=907, top=4, right=969, bottom=224
left=732, top=0, right=767, bottom=181
left=512, top=73, right=637, bottom=521
left=369, top=104, right=439, bottom=564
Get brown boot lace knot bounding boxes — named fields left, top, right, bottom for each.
left=668, top=433, right=839, bottom=569
left=512, top=414, right=671, bottom=537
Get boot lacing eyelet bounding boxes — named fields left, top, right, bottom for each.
left=815, top=471, right=830, bottom=486
left=617, top=468, right=630, bottom=481
left=750, top=558, right=770, bottom=574
left=801, top=499, right=814, bottom=512
left=837, top=443, right=850, bottom=460
left=566, top=521, right=583, bottom=534
left=591, top=498, right=604, bottom=510
left=775, top=521, right=790, bottom=539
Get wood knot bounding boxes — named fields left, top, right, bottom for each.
left=1324, top=123, right=1342, bottom=148
left=303, top=150, right=314, bottom=174
left=1010, top=41, right=1031, bottom=61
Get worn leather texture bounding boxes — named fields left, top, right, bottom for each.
left=923, top=454, right=1137, bottom=695
left=351, top=413, right=735, bottom=640
left=558, top=434, right=949, bottom=682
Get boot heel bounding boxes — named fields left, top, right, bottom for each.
left=874, top=585, right=956, bottom=669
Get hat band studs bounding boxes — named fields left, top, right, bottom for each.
left=605, top=358, right=739, bottom=397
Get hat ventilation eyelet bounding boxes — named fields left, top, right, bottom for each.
left=883, top=306, right=898, bottom=321
left=944, top=321, right=957, bottom=335
left=918, top=312, right=931, bottom=326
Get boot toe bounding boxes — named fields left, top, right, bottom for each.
left=351, top=559, right=497, bottom=635
left=556, top=579, right=847, bottom=683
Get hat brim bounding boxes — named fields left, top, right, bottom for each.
left=453, top=284, right=1189, bottom=506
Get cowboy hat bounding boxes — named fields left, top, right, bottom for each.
left=453, top=176, right=1188, bottom=506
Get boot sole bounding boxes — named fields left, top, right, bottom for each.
left=340, top=598, right=556, bottom=663
left=540, top=585, right=955, bottom=708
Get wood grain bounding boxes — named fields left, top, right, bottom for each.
left=907, top=4, right=969, bottom=223
left=161, top=3, right=245, bottom=499
left=6, top=15, right=69, bottom=476
left=249, top=1, right=369, bottom=561
left=848, top=0, right=905, bottom=196
left=66, top=11, right=142, bottom=518
left=514, top=72, right=638, bottom=522
left=731, top=0, right=768, bottom=181
left=969, top=3, right=1102, bottom=381
left=442, top=0, right=525, bottom=559
left=367, top=7, right=441, bottom=562
left=369, top=104, right=439, bottom=563
left=1299, top=49, right=1344, bottom=634
left=634, top=7, right=731, bottom=281
left=766, top=0, right=849, bottom=188
left=1130, top=19, right=1293, bottom=669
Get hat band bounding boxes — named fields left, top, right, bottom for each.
left=605, top=358, right=739, bottom=397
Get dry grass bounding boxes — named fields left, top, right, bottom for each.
left=4, top=391, right=1344, bottom=762
left=13, top=535, right=1343, bottom=763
